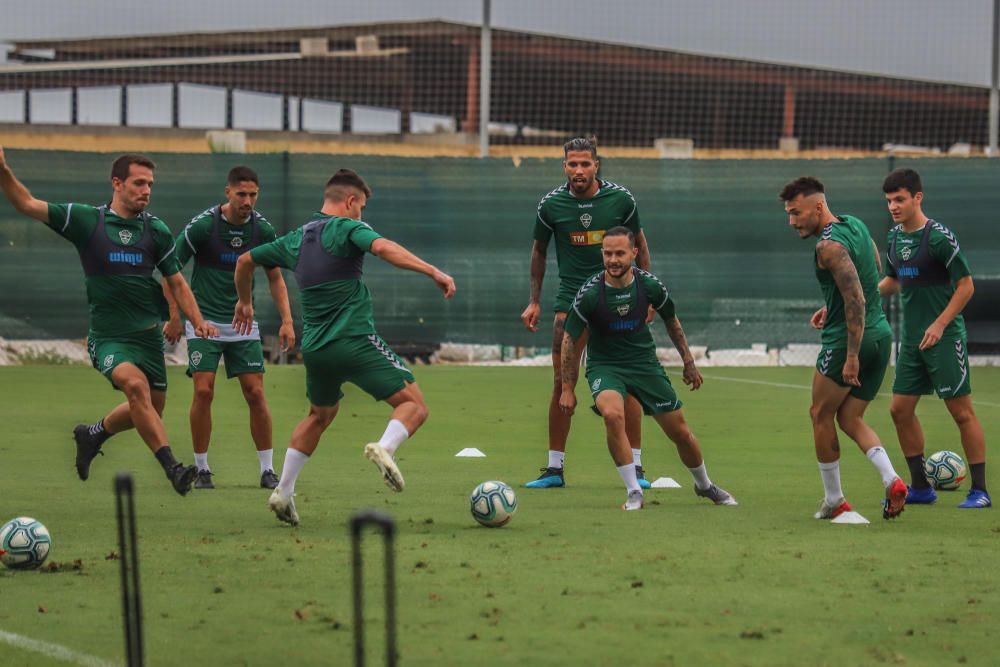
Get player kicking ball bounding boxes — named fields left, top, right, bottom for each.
left=557, top=227, right=736, bottom=510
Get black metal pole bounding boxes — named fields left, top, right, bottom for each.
left=351, top=509, right=397, bottom=667
left=115, top=473, right=144, bottom=667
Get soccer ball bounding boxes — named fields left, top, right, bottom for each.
left=924, top=450, right=967, bottom=491
left=0, top=517, right=51, bottom=570
left=470, top=481, right=517, bottom=528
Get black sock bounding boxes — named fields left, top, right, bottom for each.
left=154, top=446, right=179, bottom=474
left=89, top=419, right=112, bottom=446
left=905, top=455, right=931, bottom=489
left=970, top=462, right=988, bottom=492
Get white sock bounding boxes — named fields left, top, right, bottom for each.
left=194, top=453, right=209, bottom=471
left=865, top=446, right=899, bottom=487
left=257, top=448, right=274, bottom=473
left=688, top=462, right=711, bottom=491
left=617, top=463, right=641, bottom=494
left=632, top=448, right=642, bottom=468
left=277, top=448, right=310, bottom=496
left=548, top=450, right=565, bottom=470
left=378, top=419, right=409, bottom=456
left=818, top=460, right=844, bottom=505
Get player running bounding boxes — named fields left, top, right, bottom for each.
left=0, top=147, right=217, bottom=495
left=557, top=227, right=736, bottom=510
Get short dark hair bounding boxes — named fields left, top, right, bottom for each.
left=110, top=154, right=156, bottom=182
left=563, top=135, right=598, bottom=159
left=227, top=165, right=259, bottom=187
left=604, top=226, right=635, bottom=246
left=778, top=176, right=825, bottom=202
left=324, top=169, right=372, bottom=202
left=882, top=168, right=922, bottom=196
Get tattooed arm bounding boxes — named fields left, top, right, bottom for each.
left=635, top=230, right=652, bottom=272
left=664, top=315, right=703, bottom=390
left=558, top=330, right=580, bottom=415
left=520, top=239, right=549, bottom=332
left=816, top=240, right=864, bottom=386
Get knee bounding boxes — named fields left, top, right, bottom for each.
left=121, top=378, right=151, bottom=404
left=808, top=404, right=826, bottom=426
left=950, top=406, right=977, bottom=428
left=193, top=384, right=215, bottom=404
left=411, top=401, right=429, bottom=428
left=241, top=386, right=266, bottom=409
left=889, top=403, right=911, bottom=424
left=836, top=412, right=857, bottom=434
left=602, top=409, right=626, bottom=430
left=311, top=408, right=337, bottom=429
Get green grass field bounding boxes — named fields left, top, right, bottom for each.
left=1, top=365, right=998, bottom=666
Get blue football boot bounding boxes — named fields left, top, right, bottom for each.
left=635, top=465, right=652, bottom=490
left=525, top=467, right=564, bottom=488
left=958, top=489, right=992, bottom=509
left=905, top=485, right=937, bottom=505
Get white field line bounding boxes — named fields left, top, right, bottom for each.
left=699, top=373, right=1000, bottom=408
left=0, top=629, right=118, bottom=667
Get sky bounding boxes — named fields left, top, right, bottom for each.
left=0, top=0, right=995, bottom=87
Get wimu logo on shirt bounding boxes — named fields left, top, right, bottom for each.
left=108, top=251, right=144, bottom=265
left=897, top=266, right=920, bottom=277
left=608, top=319, right=640, bottom=332
left=220, top=252, right=240, bottom=265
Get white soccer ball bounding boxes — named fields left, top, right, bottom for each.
left=1, top=517, right=52, bottom=570
left=924, top=450, right=967, bottom=491
left=470, top=481, right=517, bottom=527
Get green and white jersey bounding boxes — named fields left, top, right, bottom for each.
left=176, top=206, right=277, bottom=323
left=814, top=215, right=891, bottom=347
left=565, top=267, right=676, bottom=369
left=249, top=213, right=382, bottom=353
left=46, top=203, right=179, bottom=338
left=884, top=221, right=970, bottom=345
left=534, top=179, right=641, bottom=297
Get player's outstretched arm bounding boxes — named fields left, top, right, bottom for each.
left=370, top=238, right=456, bottom=298
left=165, top=273, right=218, bottom=339
left=817, top=240, right=864, bottom=386
left=558, top=331, right=581, bottom=415
left=0, top=146, right=49, bottom=222
left=520, top=239, right=548, bottom=331
left=664, top=315, right=703, bottom=390
left=264, top=266, right=295, bottom=351
left=160, top=278, right=184, bottom=344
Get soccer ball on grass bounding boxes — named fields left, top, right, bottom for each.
left=470, top=481, right=517, bottom=527
left=1, top=517, right=51, bottom=570
left=924, top=450, right=966, bottom=490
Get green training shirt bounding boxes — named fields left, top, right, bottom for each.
left=534, top=179, right=642, bottom=295
left=46, top=203, right=179, bottom=338
left=565, top=268, right=676, bottom=369
left=814, top=215, right=891, bottom=347
left=176, top=207, right=277, bottom=322
left=249, top=213, right=382, bottom=353
left=884, top=221, right=970, bottom=345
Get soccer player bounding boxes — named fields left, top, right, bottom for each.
left=557, top=227, right=735, bottom=510
left=520, top=136, right=654, bottom=489
left=878, top=168, right=990, bottom=509
left=162, top=166, right=294, bottom=490
left=780, top=176, right=908, bottom=520
left=233, top=168, right=456, bottom=526
left=0, top=147, right=217, bottom=495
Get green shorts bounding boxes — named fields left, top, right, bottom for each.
left=815, top=333, right=891, bottom=402
left=586, top=364, right=682, bottom=416
left=302, top=334, right=415, bottom=407
left=187, top=338, right=265, bottom=379
left=87, top=328, right=167, bottom=392
left=893, top=336, right=971, bottom=399
left=553, top=282, right=583, bottom=314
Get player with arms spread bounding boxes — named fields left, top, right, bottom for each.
left=163, top=166, right=294, bottom=490
left=520, top=137, right=654, bottom=489
left=0, top=147, right=217, bottom=495
left=878, top=168, right=990, bottom=509
left=780, top=176, right=907, bottom=520
left=234, top=169, right=456, bottom=526
left=558, top=227, right=736, bottom=510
